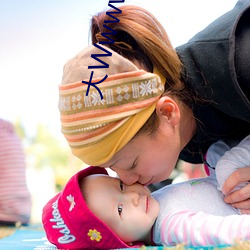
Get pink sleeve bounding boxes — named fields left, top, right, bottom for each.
left=0, top=119, right=31, bottom=224
left=160, top=210, right=250, bottom=246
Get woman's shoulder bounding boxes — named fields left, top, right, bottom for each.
left=176, top=0, right=250, bottom=123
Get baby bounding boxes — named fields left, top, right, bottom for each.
left=42, top=135, right=250, bottom=249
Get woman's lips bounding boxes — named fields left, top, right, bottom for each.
left=143, top=177, right=154, bottom=186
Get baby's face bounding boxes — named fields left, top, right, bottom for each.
left=84, top=174, right=160, bottom=244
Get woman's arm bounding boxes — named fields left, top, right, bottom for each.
left=215, top=135, right=250, bottom=212
left=215, top=135, right=250, bottom=192
left=206, top=135, right=250, bottom=212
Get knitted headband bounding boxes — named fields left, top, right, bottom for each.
left=42, top=166, right=141, bottom=249
left=59, top=44, right=165, bottom=165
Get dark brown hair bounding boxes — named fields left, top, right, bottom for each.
left=90, top=5, right=193, bottom=135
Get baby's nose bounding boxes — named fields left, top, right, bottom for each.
left=126, top=191, right=140, bottom=206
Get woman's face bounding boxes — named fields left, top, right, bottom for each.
left=100, top=118, right=182, bottom=186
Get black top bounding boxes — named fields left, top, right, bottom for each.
left=176, top=0, right=250, bottom=164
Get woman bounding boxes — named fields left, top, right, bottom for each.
left=59, top=1, right=250, bottom=211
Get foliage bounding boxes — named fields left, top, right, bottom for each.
left=14, top=120, right=85, bottom=191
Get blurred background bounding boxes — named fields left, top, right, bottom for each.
left=0, top=0, right=238, bottom=223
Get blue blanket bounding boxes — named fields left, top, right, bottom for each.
left=0, top=225, right=232, bottom=250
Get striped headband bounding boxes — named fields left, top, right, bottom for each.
left=59, top=44, right=165, bottom=165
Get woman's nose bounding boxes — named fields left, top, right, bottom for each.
left=112, top=168, right=139, bottom=185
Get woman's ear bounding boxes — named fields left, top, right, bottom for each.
left=156, top=96, right=180, bottom=126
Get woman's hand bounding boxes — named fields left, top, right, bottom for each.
left=223, top=166, right=250, bottom=214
